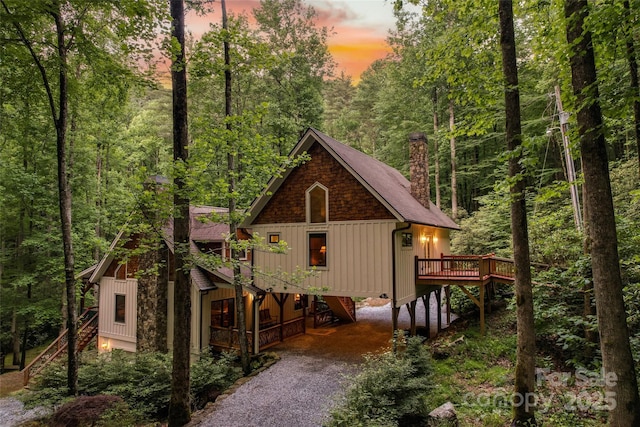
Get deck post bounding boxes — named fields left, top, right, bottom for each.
left=436, top=288, right=442, bottom=332
left=479, top=284, right=485, bottom=335
left=445, top=285, right=451, bottom=325
left=423, top=294, right=431, bottom=338
left=407, top=300, right=417, bottom=336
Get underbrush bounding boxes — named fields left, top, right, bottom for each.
left=327, top=336, right=433, bottom=427
left=428, top=308, right=607, bottom=426
left=20, top=349, right=243, bottom=424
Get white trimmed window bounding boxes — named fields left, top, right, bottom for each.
left=306, top=183, right=328, bottom=224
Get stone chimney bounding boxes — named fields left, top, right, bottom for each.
left=409, top=132, right=430, bottom=209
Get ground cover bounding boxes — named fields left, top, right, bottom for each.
left=427, top=308, right=608, bottom=426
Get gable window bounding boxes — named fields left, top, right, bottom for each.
left=211, top=299, right=234, bottom=328
left=115, top=294, right=126, bottom=323
left=307, top=183, right=328, bottom=223
left=114, top=262, right=127, bottom=280
left=309, top=233, right=327, bottom=267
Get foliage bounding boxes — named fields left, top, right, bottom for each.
left=21, top=349, right=243, bottom=422
left=327, top=337, right=433, bottom=427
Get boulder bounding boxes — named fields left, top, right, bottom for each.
left=427, top=401, right=458, bottom=426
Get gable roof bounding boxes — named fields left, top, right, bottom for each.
left=89, top=205, right=252, bottom=288
left=242, top=128, right=459, bottom=230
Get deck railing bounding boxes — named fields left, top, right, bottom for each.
left=23, top=307, right=98, bottom=385
left=210, top=316, right=305, bottom=352
left=416, top=254, right=515, bottom=281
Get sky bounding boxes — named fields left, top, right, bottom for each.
left=186, top=0, right=402, bottom=83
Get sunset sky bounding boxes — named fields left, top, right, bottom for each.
left=186, top=0, right=403, bottom=83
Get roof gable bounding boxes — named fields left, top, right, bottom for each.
left=243, top=128, right=459, bottom=230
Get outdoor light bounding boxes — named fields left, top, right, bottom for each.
left=433, top=236, right=439, bottom=244
left=420, top=235, right=428, bottom=244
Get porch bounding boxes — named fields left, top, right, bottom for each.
left=415, top=254, right=516, bottom=334
left=210, top=316, right=306, bottom=353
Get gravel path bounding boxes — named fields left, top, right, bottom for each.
left=191, top=352, right=358, bottom=427
left=0, top=398, right=49, bottom=427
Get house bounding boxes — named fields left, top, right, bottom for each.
left=91, top=128, right=460, bottom=355
left=88, top=206, right=304, bottom=354
left=241, top=128, right=460, bottom=334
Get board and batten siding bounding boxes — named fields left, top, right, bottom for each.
left=395, top=225, right=452, bottom=305
left=98, top=277, right=137, bottom=352
left=167, top=280, right=203, bottom=355
left=252, top=220, right=397, bottom=299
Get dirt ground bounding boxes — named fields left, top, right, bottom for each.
left=0, top=371, right=24, bottom=398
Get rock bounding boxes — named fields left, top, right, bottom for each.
left=427, top=401, right=458, bottom=426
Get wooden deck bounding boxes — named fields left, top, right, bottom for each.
left=415, top=254, right=515, bottom=334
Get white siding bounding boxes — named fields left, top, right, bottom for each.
left=253, top=220, right=396, bottom=298
left=98, top=277, right=137, bottom=352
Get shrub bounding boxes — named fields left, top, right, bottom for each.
left=190, top=350, right=242, bottom=409
left=328, top=337, right=433, bottom=427
left=22, top=349, right=245, bottom=422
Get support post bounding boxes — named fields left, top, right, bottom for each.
left=423, top=294, right=431, bottom=338
left=479, top=284, right=485, bottom=335
left=436, top=288, right=442, bottom=332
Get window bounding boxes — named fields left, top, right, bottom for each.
left=307, top=184, right=327, bottom=223
left=309, top=233, right=327, bottom=267
left=268, top=233, right=280, bottom=244
left=211, top=299, right=235, bottom=328
left=115, top=263, right=127, bottom=280
left=294, top=294, right=304, bottom=310
left=402, top=232, right=413, bottom=248
left=115, top=294, right=126, bottom=323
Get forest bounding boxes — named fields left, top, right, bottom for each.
left=1, top=0, right=639, bottom=426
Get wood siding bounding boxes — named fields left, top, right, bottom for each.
left=253, top=143, right=396, bottom=224
left=253, top=220, right=396, bottom=298
left=167, top=280, right=203, bottom=354
left=98, top=277, right=137, bottom=351
left=395, top=225, right=451, bottom=305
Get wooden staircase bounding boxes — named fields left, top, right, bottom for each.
left=22, top=307, right=99, bottom=385
left=323, top=296, right=357, bottom=323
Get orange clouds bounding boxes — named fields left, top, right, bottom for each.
left=184, top=0, right=395, bottom=83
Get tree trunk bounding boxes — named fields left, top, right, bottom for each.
left=499, top=2, right=537, bottom=425
left=222, top=0, right=251, bottom=375
left=565, top=1, right=640, bottom=425
left=50, top=6, right=78, bottom=397
left=623, top=0, right=640, bottom=177
left=168, top=0, right=191, bottom=425
left=449, top=98, right=458, bottom=219
left=432, top=87, right=441, bottom=209
left=11, top=310, right=21, bottom=366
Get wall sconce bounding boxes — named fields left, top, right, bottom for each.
left=101, top=341, right=109, bottom=351
left=420, top=235, right=429, bottom=244
left=433, top=236, right=438, bottom=244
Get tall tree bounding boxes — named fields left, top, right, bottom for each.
left=168, top=0, right=191, bottom=424
left=622, top=0, right=640, bottom=177
left=221, top=0, right=251, bottom=375
left=564, top=0, right=640, bottom=425
left=499, top=1, right=536, bottom=425
left=2, top=0, right=78, bottom=394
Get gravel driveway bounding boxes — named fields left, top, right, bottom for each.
left=190, top=297, right=453, bottom=427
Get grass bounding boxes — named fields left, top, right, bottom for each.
left=1, top=343, right=52, bottom=398
left=427, top=307, right=607, bottom=426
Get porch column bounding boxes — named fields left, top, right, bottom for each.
left=252, top=298, right=260, bottom=355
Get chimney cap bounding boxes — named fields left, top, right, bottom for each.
left=408, top=132, right=427, bottom=142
